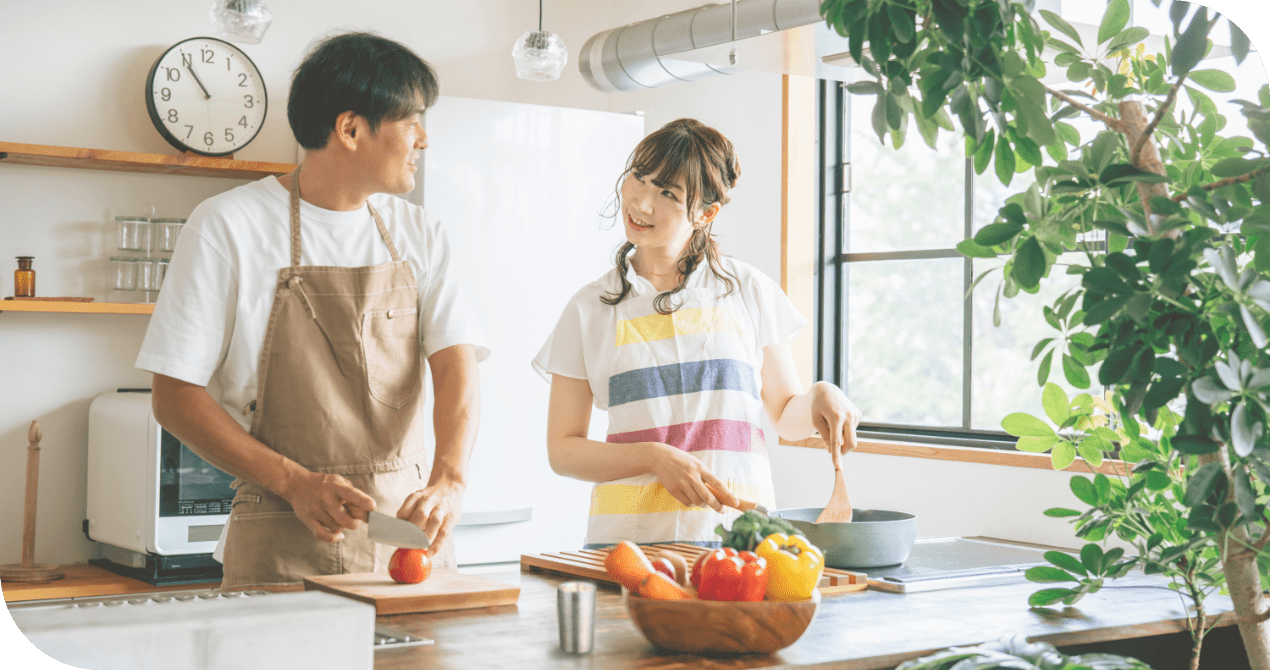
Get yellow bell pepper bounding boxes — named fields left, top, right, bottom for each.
left=755, top=533, right=824, bottom=601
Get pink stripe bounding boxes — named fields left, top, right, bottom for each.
left=607, top=419, right=762, bottom=453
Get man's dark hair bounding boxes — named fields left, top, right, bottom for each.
left=288, top=32, right=439, bottom=150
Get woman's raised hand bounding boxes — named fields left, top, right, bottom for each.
left=648, top=442, right=737, bottom=512
left=810, top=381, right=862, bottom=459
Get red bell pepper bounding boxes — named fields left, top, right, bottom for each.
left=697, top=548, right=768, bottom=602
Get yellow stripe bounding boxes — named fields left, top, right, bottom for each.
left=590, top=481, right=769, bottom=515
left=614, top=307, right=744, bottom=346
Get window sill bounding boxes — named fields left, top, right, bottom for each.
left=780, top=436, right=1127, bottom=476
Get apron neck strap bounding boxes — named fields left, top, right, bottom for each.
left=288, top=165, right=404, bottom=267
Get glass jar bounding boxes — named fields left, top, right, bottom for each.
left=156, top=258, right=170, bottom=291
left=14, top=256, right=35, bottom=298
left=115, top=216, right=151, bottom=252
left=111, top=256, right=138, bottom=291
left=154, top=218, right=186, bottom=253
left=137, top=258, right=162, bottom=292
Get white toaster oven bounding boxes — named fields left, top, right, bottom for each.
left=87, top=390, right=236, bottom=556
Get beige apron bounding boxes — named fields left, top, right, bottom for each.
left=221, top=169, right=456, bottom=590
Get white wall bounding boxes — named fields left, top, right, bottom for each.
left=4, top=0, right=1270, bottom=573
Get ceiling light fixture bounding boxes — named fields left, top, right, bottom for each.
left=211, top=0, right=273, bottom=44
left=512, top=0, right=567, bottom=82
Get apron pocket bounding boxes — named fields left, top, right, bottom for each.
left=361, top=307, right=422, bottom=409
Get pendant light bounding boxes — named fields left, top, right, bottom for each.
left=512, top=0, right=568, bottom=81
left=210, top=0, right=273, bottom=44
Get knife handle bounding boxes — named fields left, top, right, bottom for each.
left=705, top=484, right=757, bottom=513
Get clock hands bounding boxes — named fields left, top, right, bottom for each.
left=185, top=61, right=212, bottom=100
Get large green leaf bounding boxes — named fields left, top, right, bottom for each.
left=1097, top=0, right=1130, bottom=45
left=1183, top=461, right=1226, bottom=507
left=1062, top=354, right=1091, bottom=389
left=1187, top=69, right=1237, bottom=93
left=1012, top=237, right=1046, bottom=289
left=1077, top=436, right=1104, bottom=466
left=1071, top=475, right=1098, bottom=506
left=1172, top=6, right=1209, bottom=77
left=1041, top=383, right=1070, bottom=425
left=1044, top=550, right=1087, bottom=575
left=1052, top=441, right=1077, bottom=469
left=1018, top=435, right=1061, bottom=452
left=1100, top=163, right=1170, bottom=185
left=996, top=135, right=1016, bottom=185
left=1210, top=156, right=1268, bottom=178
left=1231, top=21, right=1251, bottom=65
left=974, top=222, right=1025, bottom=246
left=1003, top=412, right=1057, bottom=437
left=1026, top=566, right=1078, bottom=583
left=957, top=239, right=1000, bottom=259
left=1029, top=587, right=1079, bottom=607
left=1106, top=27, right=1151, bottom=55
left=1040, top=9, right=1084, bottom=48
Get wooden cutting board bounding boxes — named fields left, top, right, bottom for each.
left=521, top=543, right=869, bottom=595
left=303, top=568, right=520, bottom=615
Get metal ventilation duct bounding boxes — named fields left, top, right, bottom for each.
left=580, top=0, right=824, bottom=93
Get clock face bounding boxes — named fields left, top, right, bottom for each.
left=145, top=37, right=267, bottom=157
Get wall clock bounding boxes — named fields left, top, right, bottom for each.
left=144, top=37, right=267, bottom=157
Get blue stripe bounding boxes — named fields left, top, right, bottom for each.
left=608, top=359, right=758, bottom=408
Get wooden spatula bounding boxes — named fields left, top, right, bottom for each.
left=815, top=446, right=853, bottom=523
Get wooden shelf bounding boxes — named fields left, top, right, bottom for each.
left=1, top=300, right=153, bottom=315
left=0, top=141, right=295, bottom=179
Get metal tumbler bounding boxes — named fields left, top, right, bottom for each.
left=556, top=581, right=596, bottom=654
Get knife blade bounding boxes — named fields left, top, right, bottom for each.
left=367, top=510, right=431, bottom=550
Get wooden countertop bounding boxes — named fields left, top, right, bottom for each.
left=4, top=563, right=1238, bottom=670
left=374, top=568, right=1236, bottom=670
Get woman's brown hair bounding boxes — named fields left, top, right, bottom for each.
left=602, top=118, right=741, bottom=314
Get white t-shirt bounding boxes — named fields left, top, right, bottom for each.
left=532, top=255, right=808, bottom=407
left=136, top=176, right=490, bottom=431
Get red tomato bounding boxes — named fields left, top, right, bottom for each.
left=651, top=557, right=676, bottom=580
left=388, top=548, right=432, bottom=584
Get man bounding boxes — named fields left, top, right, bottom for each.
left=136, top=32, right=487, bottom=589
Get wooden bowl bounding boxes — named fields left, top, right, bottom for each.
left=624, top=589, right=820, bottom=654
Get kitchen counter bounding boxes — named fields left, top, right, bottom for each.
left=4, top=564, right=1244, bottom=670
left=378, top=568, right=1241, bottom=670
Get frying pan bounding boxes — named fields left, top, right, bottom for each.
left=770, top=508, right=918, bottom=569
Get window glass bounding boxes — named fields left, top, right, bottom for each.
left=846, top=258, right=964, bottom=427
left=848, top=96, right=966, bottom=252
left=970, top=255, right=1092, bottom=430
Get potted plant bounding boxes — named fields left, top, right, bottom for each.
left=817, top=1, right=1269, bottom=668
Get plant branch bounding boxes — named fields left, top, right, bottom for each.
left=1131, top=75, right=1187, bottom=165
left=1045, top=86, right=1126, bottom=132
left=1255, top=524, right=1270, bottom=552
left=1170, top=164, right=1270, bottom=202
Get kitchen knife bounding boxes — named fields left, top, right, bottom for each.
left=367, top=510, right=431, bottom=550
left=706, top=484, right=771, bottom=516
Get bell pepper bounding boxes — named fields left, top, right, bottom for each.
left=755, top=533, right=824, bottom=601
left=697, top=548, right=768, bottom=602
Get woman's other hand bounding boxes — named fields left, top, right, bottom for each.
left=810, top=381, right=862, bottom=459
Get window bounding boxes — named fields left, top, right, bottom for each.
left=812, top=1, right=1269, bottom=449
left=815, top=82, right=1088, bottom=449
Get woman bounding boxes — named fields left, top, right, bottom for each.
left=533, top=119, right=861, bottom=548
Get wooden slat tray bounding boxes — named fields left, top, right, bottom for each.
left=521, top=543, right=868, bottom=596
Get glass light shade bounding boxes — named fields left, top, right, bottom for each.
left=211, top=0, right=273, bottom=44
left=512, top=30, right=568, bottom=82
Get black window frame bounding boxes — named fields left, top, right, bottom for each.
left=814, top=80, right=1022, bottom=451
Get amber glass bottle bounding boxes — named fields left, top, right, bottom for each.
left=14, top=256, right=34, bottom=297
